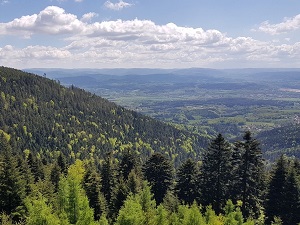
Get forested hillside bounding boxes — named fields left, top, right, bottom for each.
left=0, top=66, right=206, bottom=166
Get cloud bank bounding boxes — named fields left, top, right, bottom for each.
left=1, top=6, right=300, bottom=68
left=258, top=14, right=300, bottom=35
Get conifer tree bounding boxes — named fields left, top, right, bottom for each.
left=27, top=152, right=44, bottom=182
left=50, top=163, right=61, bottom=192
left=57, top=152, right=68, bottom=175
left=284, top=169, right=300, bottom=225
left=143, top=153, right=174, bottom=204
left=200, top=133, right=233, bottom=214
left=118, top=148, right=139, bottom=181
left=57, top=160, right=96, bottom=225
left=101, top=153, right=117, bottom=206
left=110, top=178, right=129, bottom=221
left=237, top=131, right=265, bottom=219
left=0, top=135, right=25, bottom=221
left=25, top=193, right=61, bottom=225
left=83, top=165, right=107, bottom=221
left=265, top=155, right=289, bottom=225
left=175, top=158, right=199, bottom=205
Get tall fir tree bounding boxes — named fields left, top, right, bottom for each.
left=118, top=148, right=139, bottom=181
left=143, top=153, right=174, bottom=205
left=237, top=131, right=265, bottom=219
left=175, top=158, right=199, bottom=205
left=101, top=152, right=117, bottom=208
left=0, top=134, right=25, bottom=221
left=83, top=165, right=107, bottom=221
left=284, top=168, right=300, bottom=225
left=200, top=133, right=233, bottom=214
left=265, top=155, right=289, bottom=225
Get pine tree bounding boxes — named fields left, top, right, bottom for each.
left=101, top=153, right=117, bottom=206
left=57, top=153, right=68, bottom=175
left=50, top=163, right=61, bottom=193
left=118, top=148, right=139, bottom=181
left=143, top=153, right=174, bottom=205
left=284, top=169, right=300, bottom=225
left=265, top=155, right=289, bottom=225
left=27, top=152, right=44, bottom=182
left=0, top=134, right=25, bottom=221
left=200, top=133, right=233, bottom=214
left=83, top=165, right=107, bottom=221
left=110, top=178, right=129, bottom=221
left=175, top=158, right=199, bottom=205
left=237, top=131, right=265, bottom=219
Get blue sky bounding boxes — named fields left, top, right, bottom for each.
left=1, top=0, right=300, bottom=69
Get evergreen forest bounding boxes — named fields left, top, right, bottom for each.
left=0, top=67, right=299, bottom=225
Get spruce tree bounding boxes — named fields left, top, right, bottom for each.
left=83, top=165, right=107, bottom=221
left=265, top=155, right=289, bottom=225
left=237, top=131, right=265, bottom=219
left=200, top=133, right=233, bottom=214
left=175, top=158, right=199, bottom=205
left=118, top=148, right=139, bottom=181
left=143, top=153, right=174, bottom=204
left=101, top=152, right=117, bottom=207
left=27, top=152, right=44, bottom=182
left=0, top=135, right=25, bottom=221
left=284, top=169, right=300, bottom=225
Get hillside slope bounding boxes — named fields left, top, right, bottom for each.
left=0, top=67, right=207, bottom=166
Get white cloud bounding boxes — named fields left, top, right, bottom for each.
left=1, top=6, right=300, bottom=68
left=81, top=12, right=98, bottom=22
left=104, top=0, right=133, bottom=11
left=0, top=6, right=85, bottom=37
left=257, top=14, right=300, bottom=35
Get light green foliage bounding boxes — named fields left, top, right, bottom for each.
left=178, top=203, right=205, bottom=225
left=155, top=205, right=169, bottom=225
left=25, top=193, right=61, bottom=225
left=205, top=206, right=223, bottom=225
left=114, top=195, right=145, bottom=225
left=57, top=161, right=96, bottom=225
left=271, top=217, right=283, bottom=225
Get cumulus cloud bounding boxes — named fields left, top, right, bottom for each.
left=0, top=6, right=85, bottom=37
left=1, top=6, right=300, bottom=68
left=257, top=14, right=300, bottom=35
left=104, top=0, right=133, bottom=11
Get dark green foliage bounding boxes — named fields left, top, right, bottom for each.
left=200, top=133, right=233, bottom=214
left=50, top=163, right=61, bottom=193
left=27, top=152, right=44, bottom=182
left=143, top=153, right=174, bottom=204
left=238, top=131, right=265, bottom=219
left=101, top=153, right=117, bottom=206
left=266, top=156, right=300, bottom=225
left=175, top=158, right=199, bottom=205
left=265, top=155, right=289, bottom=224
left=110, top=179, right=129, bottom=221
left=83, top=165, right=107, bottom=221
left=284, top=169, right=300, bottom=225
left=0, top=135, right=25, bottom=221
left=57, top=153, right=68, bottom=175
left=118, top=149, right=140, bottom=181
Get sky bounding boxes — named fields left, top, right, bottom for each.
left=1, top=0, right=300, bottom=69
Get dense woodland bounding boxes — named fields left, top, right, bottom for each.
left=0, top=67, right=300, bottom=225
left=0, top=67, right=207, bottom=167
